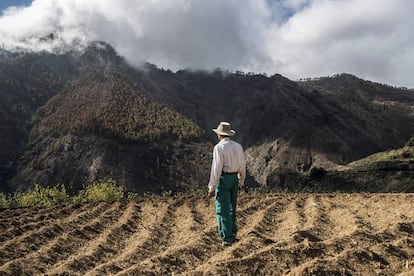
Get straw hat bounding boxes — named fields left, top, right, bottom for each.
left=212, top=121, right=236, bottom=136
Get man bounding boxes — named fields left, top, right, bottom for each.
left=208, top=121, right=246, bottom=246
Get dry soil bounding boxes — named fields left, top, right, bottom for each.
left=0, top=193, right=413, bottom=275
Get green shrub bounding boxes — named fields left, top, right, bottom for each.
left=48, top=184, right=70, bottom=205
left=127, top=192, right=139, bottom=200
left=0, top=193, right=10, bottom=208
left=0, top=180, right=127, bottom=209
left=13, top=184, right=69, bottom=207
left=143, top=191, right=157, bottom=198
left=161, top=190, right=173, bottom=197
left=73, top=179, right=124, bottom=203
left=405, top=137, right=414, bottom=147
left=0, top=179, right=131, bottom=209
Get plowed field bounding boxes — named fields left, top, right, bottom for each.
left=1, top=193, right=413, bottom=275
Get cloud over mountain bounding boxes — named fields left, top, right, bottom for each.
left=1, top=0, right=414, bottom=87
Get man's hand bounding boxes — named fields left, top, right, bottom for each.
left=208, top=189, right=215, bottom=198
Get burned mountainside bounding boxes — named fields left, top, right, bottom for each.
left=126, top=66, right=414, bottom=188
left=0, top=42, right=413, bottom=193
left=0, top=51, right=79, bottom=189
left=8, top=46, right=211, bottom=193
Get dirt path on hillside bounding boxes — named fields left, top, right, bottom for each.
left=0, top=193, right=413, bottom=275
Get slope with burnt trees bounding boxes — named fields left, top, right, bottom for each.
left=126, top=67, right=414, bottom=188
left=0, top=51, right=79, bottom=189
left=9, top=45, right=210, bottom=193
left=1, top=42, right=413, bottom=193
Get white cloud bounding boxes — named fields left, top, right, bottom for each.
left=0, top=0, right=272, bottom=71
left=0, top=0, right=414, bottom=87
left=283, top=0, right=311, bottom=12
left=267, top=0, right=414, bottom=87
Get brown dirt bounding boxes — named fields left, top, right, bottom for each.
left=1, top=193, right=413, bottom=275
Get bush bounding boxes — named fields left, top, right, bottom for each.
left=0, top=180, right=128, bottom=209
left=310, top=167, right=327, bottom=179
left=405, top=137, right=414, bottom=147
left=127, top=192, right=139, bottom=200
left=13, top=184, right=69, bottom=207
left=73, top=179, right=124, bottom=203
left=0, top=193, right=10, bottom=208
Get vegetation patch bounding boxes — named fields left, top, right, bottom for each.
left=35, top=71, right=204, bottom=144
left=13, top=183, right=69, bottom=207
left=405, top=137, right=414, bottom=147
left=0, top=192, right=9, bottom=209
left=348, top=145, right=414, bottom=169
left=310, top=167, right=327, bottom=179
left=0, top=179, right=130, bottom=209
left=73, top=179, right=124, bottom=204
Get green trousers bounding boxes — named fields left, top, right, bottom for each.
left=215, top=174, right=238, bottom=244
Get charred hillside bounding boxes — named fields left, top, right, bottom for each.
left=0, top=51, right=79, bottom=187
left=126, top=67, right=414, bottom=186
left=1, top=42, right=413, bottom=193
left=6, top=44, right=210, bottom=193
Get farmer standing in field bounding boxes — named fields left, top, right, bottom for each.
left=208, top=121, right=246, bottom=246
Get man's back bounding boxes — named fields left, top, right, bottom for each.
left=208, top=137, right=246, bottom=192
left=216, top=138, right=244, bottom=175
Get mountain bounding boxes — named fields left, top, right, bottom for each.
left=3, top=43, right=211, bottom=194
left=0, top=51, right=78, bottom=189
left=0, top=42, right=413, bottom=193
left=126, top=68, right=414, bottom=187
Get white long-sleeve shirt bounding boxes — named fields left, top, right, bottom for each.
left=208, top=137, right=246, bottom=192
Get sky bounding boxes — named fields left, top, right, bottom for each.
left=0, top=0, right=31, bottom=11
left=0, top=0, right=413, bottom=88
